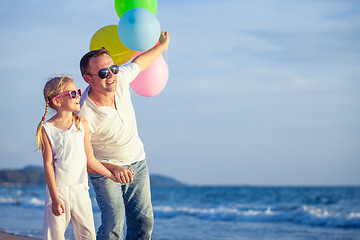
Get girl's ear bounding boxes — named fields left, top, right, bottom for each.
left=52, top=98, right=62, bottom=108
left=83, top=75, right=92, bottom=84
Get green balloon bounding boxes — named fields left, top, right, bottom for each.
left=115, top=0, right=158, bottom=18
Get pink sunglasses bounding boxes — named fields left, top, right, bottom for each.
left=50, top=89, right=82, bottom=103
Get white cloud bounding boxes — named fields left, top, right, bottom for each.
left=250, top=68, right=312, bottom=87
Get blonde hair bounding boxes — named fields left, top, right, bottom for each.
left=35, top=75, right=81, bottom=151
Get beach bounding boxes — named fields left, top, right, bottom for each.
left=0, top=231, right=40, bottom=240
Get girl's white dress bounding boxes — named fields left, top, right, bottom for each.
left=42, top=121, right=96, bottom=240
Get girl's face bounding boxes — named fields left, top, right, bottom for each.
left=55, top=81, right=81, bottom=112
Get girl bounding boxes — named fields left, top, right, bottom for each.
left=36, top=75, right=118, bottom=240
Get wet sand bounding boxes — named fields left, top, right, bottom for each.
left=0, top=232, right=40, bottom=240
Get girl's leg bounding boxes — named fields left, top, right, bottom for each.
left=89, top=173, right=126, bottom=240
left=122, top=160, right=154, bottom=240
left=70, top=185, right=96, bottom=240
left=43, top=187, right=70, bottom=240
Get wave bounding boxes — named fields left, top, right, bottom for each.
left=2, top=192, right=359, bottom=229
left=153, top=205, right=360, bottom=229
left=0, top=196, right=44, bottom=208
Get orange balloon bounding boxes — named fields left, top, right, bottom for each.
left=90, top=25, right=136, bottom=65
left=154, top=29, right=163, bottom=47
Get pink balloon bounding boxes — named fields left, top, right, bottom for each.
left=131, top=54, right=169, bottom=97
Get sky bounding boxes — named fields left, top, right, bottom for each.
left=0, top=0, right=359, bottom=186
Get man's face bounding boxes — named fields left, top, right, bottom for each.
left=86, top=54, right=118, bottom=94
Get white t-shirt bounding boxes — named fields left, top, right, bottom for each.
left=78, top=63, right=145, bottom=166
left=42, top=121, right=88, bottom=186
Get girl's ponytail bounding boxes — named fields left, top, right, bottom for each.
left=35, top=100, right=49, bottom=151
left=72, top=112, right=82, bottom=132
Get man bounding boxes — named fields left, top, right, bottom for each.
left=78, top=31, right=170, bottom=239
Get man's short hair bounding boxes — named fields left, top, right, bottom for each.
left=80, top=47, right=110, bottom=76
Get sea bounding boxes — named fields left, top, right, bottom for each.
left=0, top=185, right=360, bottom=240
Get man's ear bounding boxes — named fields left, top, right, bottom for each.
left=83, top=75, right=92, bottom=84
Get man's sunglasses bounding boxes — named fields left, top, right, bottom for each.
left=86, top=65, right=120, bottom=79
left=50, top=89, right=82, bottom=103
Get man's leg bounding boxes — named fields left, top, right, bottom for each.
left=89, top=174, right=125, bottom=240
left=122, top=160, right=154, bottom=240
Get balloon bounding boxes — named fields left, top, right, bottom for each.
left=118, top=8, right=161, bottom=51
left=131, top=54, right=168, bottom=97
left=90, top=25, right=136, bottom=65
left=114, top=0, right=157, bottom=18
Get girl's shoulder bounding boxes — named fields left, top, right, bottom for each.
left=43, top=117, right=59, bottom=130
left=45, top=115, right=57, bottom=124
left=79, top=117, right=90, bottom=132
left=79, top=117, right=88, bottom=125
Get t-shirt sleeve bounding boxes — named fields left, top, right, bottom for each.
left=118, top=62, right=140, bottom=84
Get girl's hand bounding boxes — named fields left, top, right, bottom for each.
left=52, top=198, right=65, bottom=216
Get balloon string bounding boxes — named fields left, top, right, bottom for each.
left=164, top=49, right=168, bottom=65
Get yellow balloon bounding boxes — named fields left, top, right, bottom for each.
left=90, top=25, right=136, bottom=65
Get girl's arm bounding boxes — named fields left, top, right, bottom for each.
left=41, top=128, right=65, bottom=216
left=82, top=118, right=119, bottom=182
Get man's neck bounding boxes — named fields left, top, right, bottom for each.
left=88, top=87, right=116, bottom=109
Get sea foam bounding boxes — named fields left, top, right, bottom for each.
left=0, top=196, right=44, bottom=208
left=153, top=205, right=360, bottom=228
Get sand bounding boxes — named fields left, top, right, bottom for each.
left=0, top=232, right=40, bottom=240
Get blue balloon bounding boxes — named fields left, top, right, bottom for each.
left=118, top=8, right=161, bottom=51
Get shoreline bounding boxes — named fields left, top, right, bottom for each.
left=0, top=232, right=40, bottom=240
